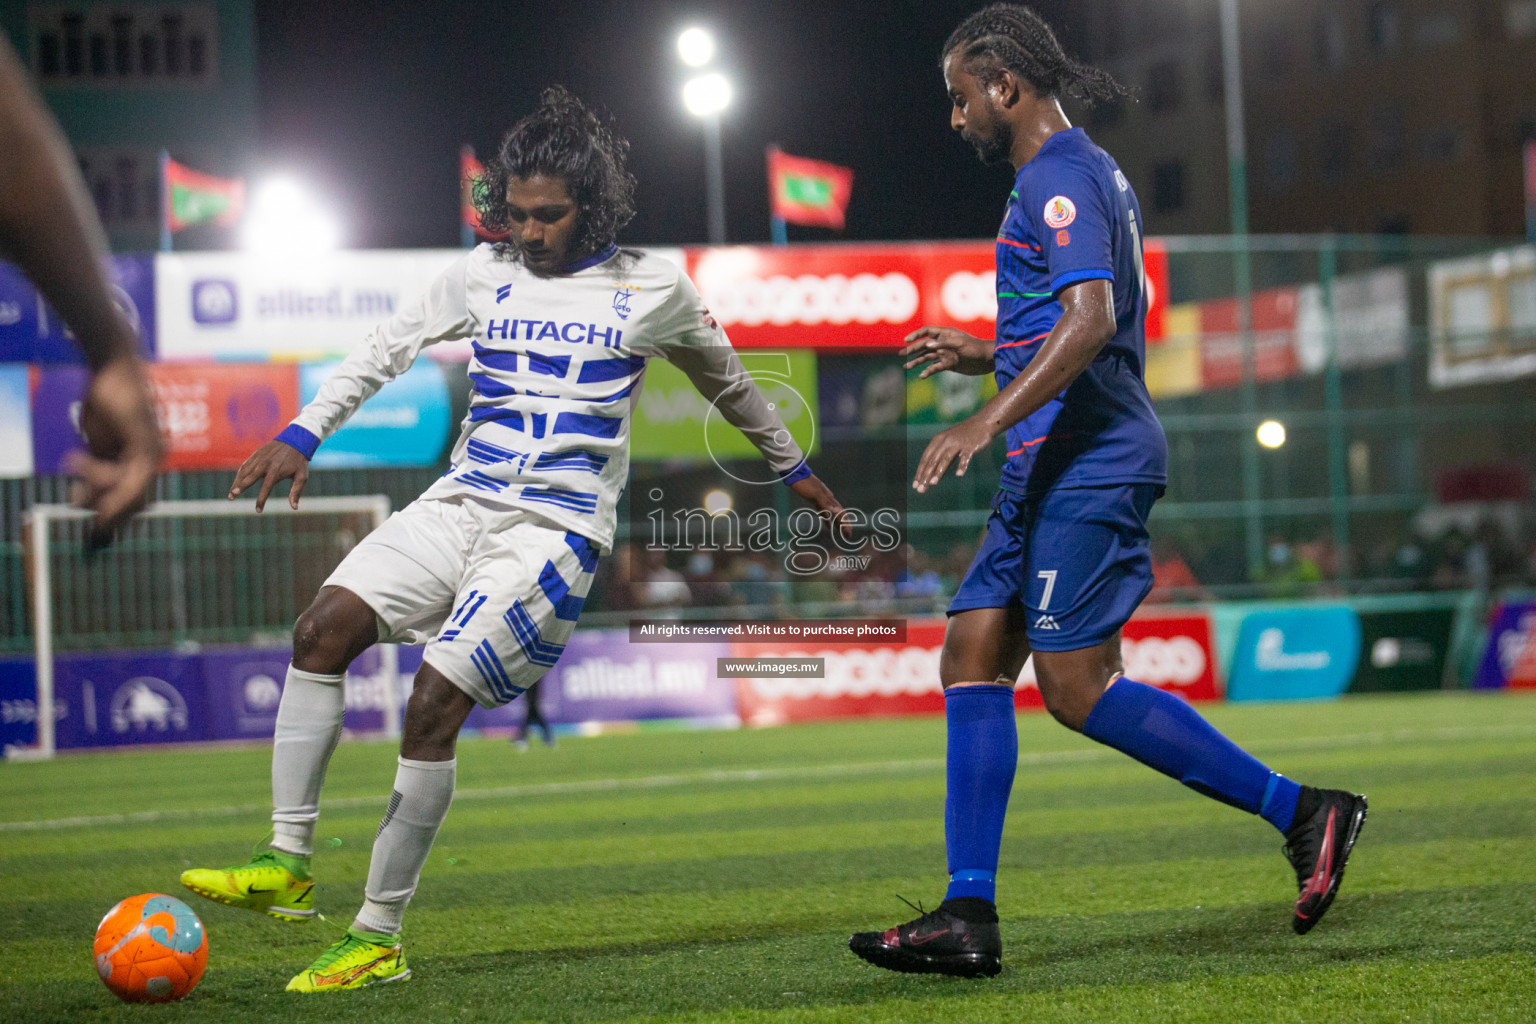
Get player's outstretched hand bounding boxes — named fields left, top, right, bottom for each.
left=913, top=415, right=996, bottom=494
left=788, top=473, right=853, bottom=541
left=900, top=327, right=996, bottom=378
left=65, top=356, right=162, bottom=539
left=229, top=439, right=310, bottom=512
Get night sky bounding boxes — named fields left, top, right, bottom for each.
left=253, top=0, right=1086, bottom=251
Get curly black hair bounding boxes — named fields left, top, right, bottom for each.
left=472, top=86, right=637, bottom=263
left=943, top=4, right=1129, bottom=105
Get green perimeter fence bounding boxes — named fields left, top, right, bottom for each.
left=3, top=234, right=1534, bottom=654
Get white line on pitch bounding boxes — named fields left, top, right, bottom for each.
left=2, top=721, right=1533, bottom=834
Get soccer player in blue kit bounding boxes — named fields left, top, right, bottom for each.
left=850, top=5, right=1368, bottom=978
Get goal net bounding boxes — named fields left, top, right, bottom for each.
left=11, top=496, right=395, bottom=760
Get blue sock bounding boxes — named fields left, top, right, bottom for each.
left=1081, top=679, right=1301, bottom=834
left=943, top=685, right=1017, bottom=903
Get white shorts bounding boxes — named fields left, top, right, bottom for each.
left=325, top=496, right=599, bottom=708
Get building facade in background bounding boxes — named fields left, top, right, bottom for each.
left=0, top=0, right=257, bottom=250
left=1073, top=0, right=1536, bottom=238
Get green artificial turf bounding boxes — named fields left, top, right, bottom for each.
left=1, top=691, right=1533, bottom=1023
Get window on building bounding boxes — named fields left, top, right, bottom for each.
left=1314, top=8, right=1348, bottom=70
left=28, top=4, right=218, bottom=88
left=1152, top=161, right=1186, bottom=213
left=1418, top=124, right=1464, bottom=163
left=1318, top=120, right=1352, bottom=181
left=1412, top=11, right=1463, bottom=49
left=1264, top=133, right=1299, bottom=188
left=1367, top=104, right=1407, bottom=171
left=1146, top=60, right=1184, bottom=114
left=1203, top=43, right=1225, bottom=102
left=1507, top=0, right=1536, bottom=38
left=1368, top=1, right=1402, bottom=53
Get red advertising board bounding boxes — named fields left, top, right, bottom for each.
left=1198, top=287, right=1300, bottom=388
left=730, top=612, right=1219, bottom=726
left=684, top=239, right=1170, bottom=350
left=150, top=363, right=298, bottom=470
left=685, top=242, right=996, bottom=350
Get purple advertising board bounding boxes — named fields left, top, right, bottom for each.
left=1475, top=600, right=1536, bottom=689
left=538, top=632, right=737, bottom=727
left=0, top=254, right=155, bottom=363
left=31, top=365, right=89, bottom=476
left=51, top=650, right=206, bottom=749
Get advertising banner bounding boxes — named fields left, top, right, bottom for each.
left=155, top=249, right=465, bottom=361
left=301, top=361, right=452, bottom=467
left=1350, top=608, right=1453, bottom=693
left=1198, top=288, right=1301, bottom=389
left=542, top=631, right=738, bottom=726
left=730, top=613, right=1218, bottom=726
left=200, top=648, right=293, bottom=742
left=1428, top=245, right=1536, bottom=388
left=1227, top=606, right=1362, bottom=702
left=1296, top=266, right=1410, bottom=373
left=1144, top=302, right=1202, bottom=399
left=685, top=242, right=996, bottom=350
left=1475, top=600, right=1536, bottom=689
left=32, top=363, right=299, bottom=474
left=51, top=651, right=207, bottom=750
left=630, top=350, right=818, bottom=463
left=0, top=254, right=155, bottom=363
left=0, top=366, right=34, bottom=478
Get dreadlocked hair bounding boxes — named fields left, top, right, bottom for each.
left=943, top=4, right=1128, bottom=105
left=473, top=85, right=637, bottom=262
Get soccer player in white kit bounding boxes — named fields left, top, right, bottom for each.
left=180, top=88, right=845, bottom=991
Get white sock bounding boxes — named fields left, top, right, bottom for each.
left=270, top=665, right=346, bottom=857
left=353, top=756, right=456, bottom=937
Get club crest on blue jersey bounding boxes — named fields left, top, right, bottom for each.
left=612, top=283, right=639, bottom=321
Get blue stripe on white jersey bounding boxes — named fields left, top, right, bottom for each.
left=533, top=449, right=609, bottom=474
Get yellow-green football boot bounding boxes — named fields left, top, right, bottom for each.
left=180, top=847, right=315, bottom=922
left=286, top=929, right=409, bottom=992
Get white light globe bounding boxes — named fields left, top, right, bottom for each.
left=677, top=27, right=715, bottom=67
left=682, top=73, right=732, bottom=117
left=1257, top=419, right=1287, bottom=449
left=241, top=177, right=340, bottom=255
left=703, top=489, right=733, bottom=516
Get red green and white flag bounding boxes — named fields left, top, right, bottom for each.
left=161, top=155, right=244, bottom=233
left=767, top=148, right=854, bottom=230
left=462, top=146, right=509, bottom=241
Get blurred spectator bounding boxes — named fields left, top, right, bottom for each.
left=1260, top=537, right=1324, bottom=598
left=638, top=548, right=691, bottom=611
left=1147, top=538, right=1208, bottom=603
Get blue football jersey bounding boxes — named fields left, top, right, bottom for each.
left=992, top=127, right=1167, bottom=493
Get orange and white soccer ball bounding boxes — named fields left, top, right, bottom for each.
left=93, top=893, right=208, bottom=1003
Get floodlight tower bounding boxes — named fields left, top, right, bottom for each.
left=678, top=27, right=731, bottom=245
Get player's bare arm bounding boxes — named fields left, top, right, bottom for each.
left=228, top=440, right=310, bottom=512
left=901, top=326, right=996, bottom=378
left=0, top=37, right=162, bottom=535
left=913, top=277, right=1114, bottom=492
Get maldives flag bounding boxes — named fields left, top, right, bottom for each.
left=162, top=155, right=244, bottom=233
left=461, top=146, right=510, bottom=241
left=767, top=147, right=854, bottom=230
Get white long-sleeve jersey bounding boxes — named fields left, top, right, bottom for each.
left=284, top=245, right=808, bottom=552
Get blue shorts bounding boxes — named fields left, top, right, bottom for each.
left=948, top=483, right=1162, bottom=652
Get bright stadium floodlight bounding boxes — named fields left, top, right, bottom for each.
left=703, top=489, right=733, bottom=516
left=682, top=72, right=732, bottom=117
left=241, top=177, right=340, bottom=255
left=1257, top=419, right=1287, bottom=449
left=677, top=26, right=715, bottom=68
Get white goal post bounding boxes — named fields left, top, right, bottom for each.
left=13, top=495, right=395, bottom=761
